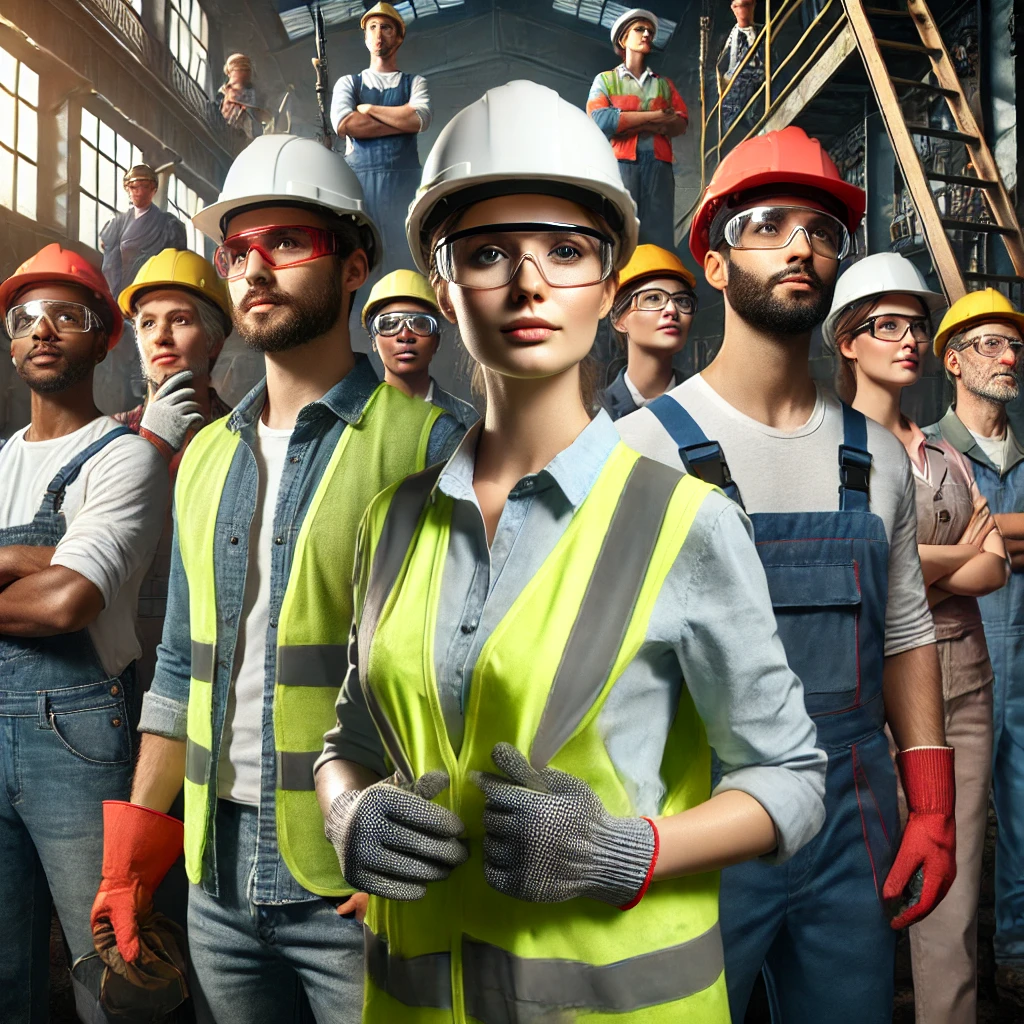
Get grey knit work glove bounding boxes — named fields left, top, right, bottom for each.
left=471, top=743, right=656, bottom=907
left=324, top=771, right=468, bottom=901
left=139, top=371, right=204, bottom=457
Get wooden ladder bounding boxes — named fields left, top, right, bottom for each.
left=842, top=0, right=1024, bottom=301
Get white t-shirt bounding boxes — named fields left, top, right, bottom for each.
left=330, top=69, right=432, bottom=156
left=0, top=416, right=167, bottom=676
left=218, top=418, right=293, bottom=805
left=968, top=427, right=1008, bottom=473
left=624, top=370, right=681, bottom=409
left=616, top=375, right=936, bottom=656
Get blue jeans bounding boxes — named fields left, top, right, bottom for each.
left=0, top=676, right=137, bottom=1024
left=188, top=801, right=364, bottom=1024
left=617, top=151, right=676, bottom=250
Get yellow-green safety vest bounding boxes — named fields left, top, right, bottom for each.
left=175, top=383, right=443, bottom=894
left=354, top=441, right=731, bottom=1023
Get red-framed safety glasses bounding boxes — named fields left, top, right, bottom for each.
left=214, top=225, right=340, bottom=280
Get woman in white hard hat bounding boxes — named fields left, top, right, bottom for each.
left=315, top=80, right=826, bottom=1024
left=827, top=251, right=1008, bottom=1024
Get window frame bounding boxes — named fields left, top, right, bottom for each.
left=0, top=45, right=40, bottom=222
left=167, top=0, right=210, bottom=92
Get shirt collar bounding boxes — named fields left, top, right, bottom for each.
left=227, top=352, right=380, bottom=433
left=435, top=410, right=622, bottom=512
left=936, top=405, right=1024, bottom=474
left=616, top=63, right=655, bottom=85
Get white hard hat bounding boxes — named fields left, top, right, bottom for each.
left=192, top=135, right=382, bottom=268
left=610, top=9, right=659, bottom=49
left=405, top=80, right=640, bottom=276
left=823, top=252, right=947, bottom=353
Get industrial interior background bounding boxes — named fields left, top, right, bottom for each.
left=0, top=1, right=1020, bottom=1020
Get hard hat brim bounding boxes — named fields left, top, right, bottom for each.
left=934, top=308, right=1024, bottom=357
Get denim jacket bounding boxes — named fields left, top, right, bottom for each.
left=139, top=355, right=463, bottom=901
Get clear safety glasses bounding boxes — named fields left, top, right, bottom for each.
left=631, top=287, right=698, bottom=315
left=5, top=299, right=103, bottom=340
left=723, top=205, right=852, bottom=260
left=965, top=334, right=1024, bottom=360
left=433, top=222, right=615, bottom=290
left=852, top=314, right=931, bottom=345
left=371, top=312, right=440, bottom=338
left=214, top=225, right=340, bottom=280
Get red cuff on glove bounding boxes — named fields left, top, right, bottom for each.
left=619, top=817, right=660, bottom=911
left=883, top=747, right=956, bottom=930
left=91, top=801, right=184, bottom=964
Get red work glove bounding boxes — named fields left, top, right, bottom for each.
left=883, top=746, right=956, bottom=930
left=91, top=801, right=184, bottom=964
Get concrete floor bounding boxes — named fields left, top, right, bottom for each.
left=49, top=809, right=1018, bottom=1023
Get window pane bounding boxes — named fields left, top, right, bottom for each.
left=190, top=2, right=202, bottom=35
left=98, top=153, right=115, bottom=207
left=116, top=134, right=130, bottom=171
left=132, top=145, right=144, bottom=167
left=81, top=107, right=98, bottom=145
left=0, top=146, right=13, bottom=209
left=79, top=195, right=97, bottom=247
left=16, top=156, right=36, bottom=220
left=0, top=90, right=14, bottom=150
left=80, top=140, right=96, bottom=195
left=0, top=48, right=15, bottom=94
left=17, top=103, right=36, bottom=161
left=99, top=120, right=115, bottom=156
left=18, top=64, right=38, bottom=107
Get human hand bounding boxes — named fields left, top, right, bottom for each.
left=335, top=891, right=370, bottom=923
left=139, top=370, right=204, bottom=460
left=958, top=495, right=996, bottom=549
left=357, top=103, right=372, bottom=114
left=472, top=743, right=656, bottom=907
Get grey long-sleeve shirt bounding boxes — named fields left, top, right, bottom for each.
left=318, top=411, right=827, bottom=863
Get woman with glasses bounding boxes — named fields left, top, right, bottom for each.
left=360, top=268, right=479, bottom=427
left=314, top=80, right=827, bottom=1024
left=826, top=251, right=1008, bottom=1024
left=601, top=244, right=698, bottom=420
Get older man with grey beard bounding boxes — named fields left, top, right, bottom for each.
left=925, top=289, right=1024, bottom=1014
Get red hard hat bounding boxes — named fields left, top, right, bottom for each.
left=689, top=126, right=866, bottom=263
left=0, top=243, right=124, bottom=349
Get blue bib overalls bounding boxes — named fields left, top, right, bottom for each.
left=649, top=396, right=900, bottom=1023
left=0, top=427, right=140, bottom=1024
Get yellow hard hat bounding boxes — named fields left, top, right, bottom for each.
left=362, top=269, right=439, bottom=330
left=933, top=288, right=1024, bottom=357
left=616, top=244, right=697, bottom=298
left=360, top=2, right=406, bottom=37
left=118, top=248, right=232, bottom=333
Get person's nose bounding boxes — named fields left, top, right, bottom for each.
left=783, top=226, right=814, bottom=259
left=397, top=324, right=418, bottom=344
left=998, top=344, right=1019, bottom=367
left=243, top=248, right=272, bottom=286
left=509, top=253, right=549, bottom=301
left=30, top=314, right=57, bottom=342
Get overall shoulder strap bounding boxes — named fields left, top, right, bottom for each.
left=838, top=402, right=872, bottom=511
left=39, top=425, right=134, bottom=516
left=647, top=394, right=743, bottom=506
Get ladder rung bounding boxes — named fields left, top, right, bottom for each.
left=905, top=124, right=979, bottom=144
left=890, top=77, right=958, bottom=99
left=927, top=172, right=996, bottom=189
left=864, top=6, right=912, bottom=15
left=940, top=218, right=1018, bottom=236
left=964, top=272, right=1024, bottom=284
left=877, top=39, right=941, bottom=56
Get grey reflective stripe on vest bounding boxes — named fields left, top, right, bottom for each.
left=463, top=922, right=724, bottom=1022
left=191, top=640, right=215, bottom=683
left=276, top=750, right=320, bottom=791
left=531, top=456, right=681, bottom=768
left=185, top=740, right=210, bottom=786
left=357, top=464, right=444, bottom=783
left=276, top=644, right=347, bottom=686
left=364, top=926, right=453, bottom=1009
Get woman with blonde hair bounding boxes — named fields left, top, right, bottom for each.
left=826, top=251, right=1008, bottom=1024
left=314, top=80, right=827, bottom=1023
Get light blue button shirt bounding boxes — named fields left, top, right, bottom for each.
left=323, top=411, right=828, bottom=862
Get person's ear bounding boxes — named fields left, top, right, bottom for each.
left=597, top=276, right=617, bottom=320
left=704, top=249, right=728, bottom=293
left=945, top=348, right=962, bottom=380
left=342, top=250, right=370, bottom=295
left=435, top=280, right=458, bottom=325
left=837, top=335, right=857, bottom=362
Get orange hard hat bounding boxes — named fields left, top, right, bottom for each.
left=689, top=126, right=866, bottom=263
left=0, top=243, right=124, bottom=348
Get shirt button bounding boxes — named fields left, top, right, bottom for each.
left=290, top=456, right=300, bottom=464
left=230, top=536, right=239, bottom=545
left=274, top=536, right=283, bottom=545
left=269, top=617, right=278, bottom=628
left=461, top=621, right=477, bottom=634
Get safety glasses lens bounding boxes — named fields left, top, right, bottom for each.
left=6, top=301, right=94, bottom=338
left=725, top=206, right=850, bottom=259
left=375, top=313, right=438, bottom=337
left=634, top=290, right=697, bottom=314
left=215, top=227, right=335, bottom=279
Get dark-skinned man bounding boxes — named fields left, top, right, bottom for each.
left=0, top=244, right=167, bottom=1023
left=90, top=133, right=463, bottom=1024
left=332, top=2, right=430, bottom=281
left=618, top=127, right=954, bottom=1023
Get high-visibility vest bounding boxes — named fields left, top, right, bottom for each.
left=175, top=383, right=443, bottom=894
left=355, top=442, right=730, bottom=1023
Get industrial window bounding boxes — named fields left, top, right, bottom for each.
left=166, top=173, right=207, bottom=256
left=168, top=0, right=209, bottom=89
left=278, top=0, right=464, bottom=41
left=0, top=46, right=39, bottom=221
left=78, top=109, right=144, bottom=252
left=127, top=0, right=143, bottom=13
left=552, top=1, right=677, bottom=48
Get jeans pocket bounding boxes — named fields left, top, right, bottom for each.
left=49, top=699, right=132, bottom=765
left=852, top=739, right=899, bottom=903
